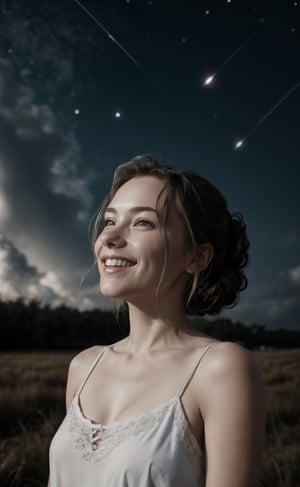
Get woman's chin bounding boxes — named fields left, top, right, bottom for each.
left=100, top=284, right=125, bottom=299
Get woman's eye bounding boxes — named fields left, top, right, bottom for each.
left=135, top=219, right=154, bottom=227
left=104, top=219, right=114, bottom=227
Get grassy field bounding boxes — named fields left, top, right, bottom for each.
left=0, top=348, right=299, bottom=486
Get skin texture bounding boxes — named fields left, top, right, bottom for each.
left=49, top=176, right=265, bottom=487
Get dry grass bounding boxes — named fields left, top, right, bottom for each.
left=255, top=349, right=300, bottom=487
left=0, top=349, right=299, bottom=486
left=0, top=353, right=71, bottom=486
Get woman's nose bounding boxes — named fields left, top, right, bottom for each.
left=100, top=228, right=126, bottom=248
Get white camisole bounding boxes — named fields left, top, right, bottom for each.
left=49, top=344, right=213, bottom=486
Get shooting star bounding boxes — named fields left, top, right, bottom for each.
left=234, top=81, right=300, bottom=149
left=73, top=0, right=143, bottom=72
left=203, top=32, right=257, bottom=86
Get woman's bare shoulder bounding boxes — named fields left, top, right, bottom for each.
left=205, top=340, right=258, bottom=365
left=66, top=345, right=105, bottom=408
left=70, top=345, right=105, bottom=371
left=196, top=341, right=264, bottom=410
left=199, top=340, right=261, bottom=381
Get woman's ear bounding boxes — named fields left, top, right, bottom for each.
left=185, top=243, right=214, bottom=274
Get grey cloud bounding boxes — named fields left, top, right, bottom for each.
left=0, top=58, right=93, bottom=272
left=0, top=234, right=58, bottom=302
left=0, top=233, right=112, bottom=309
left=0, top=59, right=105, bottom=309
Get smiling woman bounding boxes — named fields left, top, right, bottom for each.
left=48, top=155, right=265, bottom=487
left=95, top=175, right=196, bottom=306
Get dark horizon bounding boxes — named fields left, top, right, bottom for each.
left=1, top=299, right=300, bottom=354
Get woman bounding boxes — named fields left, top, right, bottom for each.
left=49, top=155, right=265, bottom=486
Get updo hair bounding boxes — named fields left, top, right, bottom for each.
left=92, top=154, right=250, bottom=316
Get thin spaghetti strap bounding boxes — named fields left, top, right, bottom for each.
left=177, top=342, right=217, bottom=399
left=77, top=347, right=108, bottom=397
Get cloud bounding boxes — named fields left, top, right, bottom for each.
left=0, top=58, right=91, bottom=260
left=50, top=132, right=93, bottom=221
left=0, top=234, right=112, bottom=310
left=0, top=234, right=57, bottom=302
left=0, top=58, right=108, bottom=309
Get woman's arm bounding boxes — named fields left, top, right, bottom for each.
left=200, top=342, right=265, bottom=487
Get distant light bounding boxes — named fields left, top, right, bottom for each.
left=234, top=139, right=244, bottom=149
left=205, top=10, right=210, bottom=15
left=181, top=37, right=187, bottom=43
left=227, top=0, right=231, bottom=3
left=115, top=112, right=121, bottom=118
left=74, top=108, right=80, bottom=115
left=203, top=74, right=215, bottom=86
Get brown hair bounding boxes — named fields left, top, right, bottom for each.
left=92, top=154, right=250, bottom=316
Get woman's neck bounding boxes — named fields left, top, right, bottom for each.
left=120, top=302, right=193, bottom=355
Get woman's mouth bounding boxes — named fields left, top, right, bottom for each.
left=104, top=258, right=135, bottom=268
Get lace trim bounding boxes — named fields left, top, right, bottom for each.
left=68, top=395, right=204, bottom=470
left=174, top=399, right=205, bottom=475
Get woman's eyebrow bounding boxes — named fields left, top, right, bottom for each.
left=105, top=206, right=158, bottom=214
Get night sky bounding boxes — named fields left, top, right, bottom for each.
left=0, top=0, right=299, bottom=329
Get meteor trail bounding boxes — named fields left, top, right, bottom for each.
left=203, top=32, right=257, bottom=86
left=234, top=81, right=300, bottom=149
left=73, top=0, right=143, bottom=72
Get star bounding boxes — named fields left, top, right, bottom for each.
left=74, top=109, right=80, bottom=115
left=115, top=112, right=121, bottom=118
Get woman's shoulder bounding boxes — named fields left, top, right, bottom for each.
left=203, top=340, right=258, bottom=368
left=70, top=344, right=105, bottom=371
left=66, top=339, right=127, bottom=400
left=195, top=341, right=264, bottom=410
left=65, top=345, right=106, bottom=407
left=198, top=340, right=261, bottom=383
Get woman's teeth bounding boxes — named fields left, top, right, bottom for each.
left=105, top=258, right=134, bottom=267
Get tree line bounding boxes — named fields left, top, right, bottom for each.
left=0, top=298, right=299, bottom=350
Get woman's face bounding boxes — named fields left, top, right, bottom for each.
left=94, top=176, right=193, bottom=304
